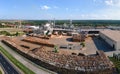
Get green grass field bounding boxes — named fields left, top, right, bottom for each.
left=0, top=70, right=2, bottom=74
left=109, top=57, right=120, bottom=73
left=0, top=46, right=35, bottom=74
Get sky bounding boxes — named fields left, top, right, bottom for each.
left=0, top=0, right=120, bottom=20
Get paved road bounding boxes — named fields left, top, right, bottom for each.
left=0, top=53, right=19, bottom=74
left=0, top=41, right=55, bottom=74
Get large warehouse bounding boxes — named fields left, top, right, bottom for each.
left=99, top=30, right=120, bottom=51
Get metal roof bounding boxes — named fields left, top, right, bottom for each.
left=100, top=30, right=120, bottom=42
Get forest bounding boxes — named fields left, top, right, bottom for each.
left=0, top=20, right=120, bottom=26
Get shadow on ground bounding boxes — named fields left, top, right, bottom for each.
left=66, top=38, right=73, bottom=42
left=92, top=36, right=115, bottom=52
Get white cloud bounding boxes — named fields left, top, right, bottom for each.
left=41, top=5, right=58, bottom=10
left=100, top=0, right=120, bottom=19
left=89, top=0, right=120, bottom=19
left=105, top=0, right=120, bottom=6
left=105, top=0, right=113, bottom=6
left=94, top=0, right=120, bottom=7
left=41, top=5, right=50, bottom=10
left=101, top=8, right=120, bottom=19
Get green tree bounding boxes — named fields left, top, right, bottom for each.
left=15, top=32, right=19, bottom=36
left=53, top=45, right=59, bottom=53
left=80, top=42, right=85, bottom=47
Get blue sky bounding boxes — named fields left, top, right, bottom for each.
left=0, top=0, right=120, bottom=20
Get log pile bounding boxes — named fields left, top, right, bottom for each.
left=22, top=37, right=54, bottom=47
left=2, top=38, right=115, bottom=74
left=72, top=34, right=85, bottom=42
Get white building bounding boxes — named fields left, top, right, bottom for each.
left=99, top=30, right=120, bottom=51
left=24, top=26, right=39, bottom=30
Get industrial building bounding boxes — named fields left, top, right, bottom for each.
left=99, top=30, right=120, bottom=51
